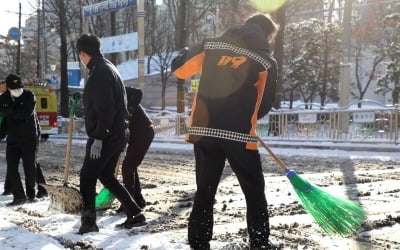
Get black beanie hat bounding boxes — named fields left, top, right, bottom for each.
left=6, top=74, right=24, bottom=89
left=245, top=14, right=277, bottom=36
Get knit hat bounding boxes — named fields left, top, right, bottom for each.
left=6, top=74, right=24, bottom=89
left=245, top=14, right=278, bottom=36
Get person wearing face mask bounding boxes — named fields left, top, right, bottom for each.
left=76, top=34, right=144, bottom=234
left=0, top=74, right=41, bottom=205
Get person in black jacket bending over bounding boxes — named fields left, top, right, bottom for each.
left=118, top=87, right=154, bottom=211
left=0, top=74, right=40, bottom=206
left=172, top=14, right=282, bottom=249
left=76, top=34, right=144, bottom=234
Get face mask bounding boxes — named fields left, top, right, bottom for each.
left=9, top=88, right=23, bottom=98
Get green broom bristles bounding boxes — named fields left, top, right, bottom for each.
left=286, top=169, right=366, bottom=236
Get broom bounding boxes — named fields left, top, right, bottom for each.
left=257, top=136, right=366, bottom=236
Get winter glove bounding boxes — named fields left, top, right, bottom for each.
left=90, top=139, right=102, bottom=160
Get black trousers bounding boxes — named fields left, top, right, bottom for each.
left=6, top=140, right=37, bottom=200
left=80, top=132, right=141, bottom=218
left=122, top=126, right=154, bottom=199
left=4, top=138, right=46, bottom=193
left=188, top=140, right=270, bottom=249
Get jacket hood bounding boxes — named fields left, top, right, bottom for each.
left=220, top=23, right=271, bottom=52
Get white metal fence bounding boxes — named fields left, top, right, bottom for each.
left=59, top=101, right=400, bottom=144
left=149, top=101, right=400, bottom=144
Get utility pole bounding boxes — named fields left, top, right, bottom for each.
left=138, top=0, right=145, bottom=91
left=110, top=11, right=117, bottom=65
left=16, top=2, right=22, bottom=75
left=338, top=0, right=353, bottom=134
left=176, top=0, right=187, bottom=113
left=37, top=0, right=41, bottom=79
left=273, top=3, right=286, bottom=109
left=41, top=0, right=47, bottom=79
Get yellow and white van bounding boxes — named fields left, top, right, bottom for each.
left=25, top=85, right=58, bottom=138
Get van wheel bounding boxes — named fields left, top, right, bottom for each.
left=41, top=134, right=49, bottom=141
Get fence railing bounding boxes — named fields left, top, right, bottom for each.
left=57, top=102, right=400, bottom=145
left=149, top=102, right=400, bottom=144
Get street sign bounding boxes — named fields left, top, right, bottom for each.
left=100, top=32, right=138, bottom=54
left=83, top=0, right=136, bottom=17
left=67, top=62, right=81, bottom=87
left=8, top=27, right=21, bottom=40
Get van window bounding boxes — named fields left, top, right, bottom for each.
left=41, top=98, right=48, bottom=109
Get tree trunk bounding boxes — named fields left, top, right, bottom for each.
left=58, top=0, right=69, bottom=117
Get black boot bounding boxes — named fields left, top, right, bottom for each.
left=1, top=190, right=12, bottom=196
left=115, top=213, right=146, bottom=229
left=6, top=197, right=26, bottom=206
left=36, top=185, right=48, bottom=198
left=78, top=210, right=99, bottom=234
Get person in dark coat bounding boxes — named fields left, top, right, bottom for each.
left=76, top=34, right=144, bottom=234
left=118, top=87, right=154, bottom=210
left=172, top=14, right=282, bottom=249
left=0, top=74, right=40, bottom=206
left=0, top=79, right=47, bottom=198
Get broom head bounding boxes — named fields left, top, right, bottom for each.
left=286, top=169, right=366, bottom=236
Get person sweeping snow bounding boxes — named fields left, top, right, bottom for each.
left=76, top=34, right=144, bottom=234
left=172, top=14, right=282, bottom=250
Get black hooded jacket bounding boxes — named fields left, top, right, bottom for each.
left=0, top=90, right=39, bottom=143
left=172, top=22, right=278, bottom=150
left=83, top=54, right=128, bottom=140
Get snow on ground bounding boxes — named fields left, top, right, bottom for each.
left=0, top=140, right=399, bottom=249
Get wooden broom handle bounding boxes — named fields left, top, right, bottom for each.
left=63, top=114, right=74, bottom=184
left=257, top=136, right=287, bottom=171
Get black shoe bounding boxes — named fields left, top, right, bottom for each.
left=115, top=213, right=146, bottom=229
left=6, top=198, right=26, bottom=206
left=251, top=240, right=284, bottom=250
left=78, top=224, right=99, bottom=234
left=36, top=188, right=48, bottom=198
left=189, top=243, right=210, bottom=250
left=27, top=197, right=38, bottom=203
left=78, top=210, right=99, bottom=234
left=1, top=190, right=12, bottom=196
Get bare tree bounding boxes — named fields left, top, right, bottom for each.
left=146, top=1, right=175, bottom=110
left=45, top=0, right=70, bottom=117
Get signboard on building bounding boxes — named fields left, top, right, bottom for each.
left=83, top=0, right=137, bottom=17
left=67, top=62, right=81, bottom=87
left=100, top=32, right=138, bottom=54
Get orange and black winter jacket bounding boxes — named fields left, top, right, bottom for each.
left=172, top=23, right=278, bottom=150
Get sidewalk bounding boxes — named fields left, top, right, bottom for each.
left=153, top=136, right=400, bottom=152
left=49, top=134, right=400, bottom=153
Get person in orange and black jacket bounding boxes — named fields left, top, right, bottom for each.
left=171, top=14, right=282, bottom=250
left=0, top=74, right=41, bottom=206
